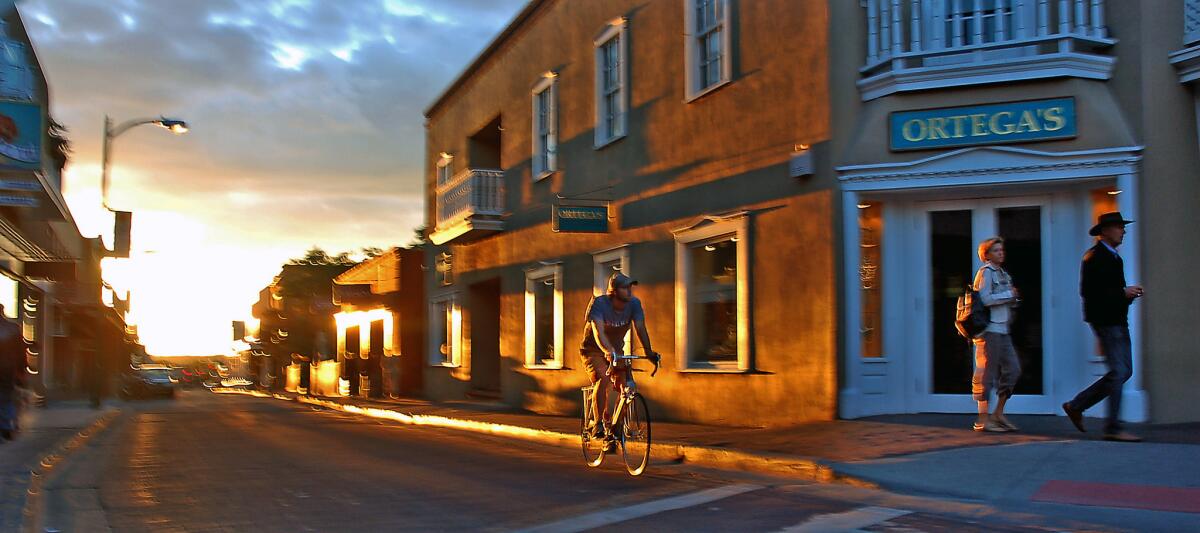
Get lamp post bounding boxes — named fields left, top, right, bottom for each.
left=100, top=115, right=189, bottom=210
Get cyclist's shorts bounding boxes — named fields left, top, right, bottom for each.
left=579, top=350, right=609, bottom=384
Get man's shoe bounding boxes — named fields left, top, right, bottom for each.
left=1062, top=402, right=1086, bottom=433
left=0, top=429, right=12, bottom=441
left=1103, top=431, right=1142, bottom=442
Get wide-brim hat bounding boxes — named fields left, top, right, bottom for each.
left=1089, top=211, right=1134, bottom=236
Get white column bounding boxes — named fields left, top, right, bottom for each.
left=1074, top=0, right=1086, bottom=33
left=1090, top=0, right=1104, bottom=37
left=996, top=0, right=1008, bottom=41
left=972, top=0, right=984, bottom=44
left=1116, top=173, right=1148, bottom=423
left=1038, top=0, right=1050, bottom=36
left=880, top=0, right=892, bottom=57
left=952, top=0, right=964, bottom=46
left=1016, top=0, right=1029, bottom=38
left=1058, top=0, right=1071, bottom=34
left=868, top=0, right=880, bottom=62
left=910, top=0, right=922, bottom=52
left=840, top=191, right=863, bottom=419
left=932, top=0, right=946, bottom=49
left=891, top=0, right=904, bottom=54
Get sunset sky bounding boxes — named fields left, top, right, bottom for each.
left=21, top=0, right=526, bottom=355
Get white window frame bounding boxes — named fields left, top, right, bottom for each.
left=683, top=0, right=732, bottom=102
left=524, top=263, right=564, bottom=369
left=531, top=73, right=559, bottom=179
left=674, top=212, right=750, bottom=372
left=592, top=244, right=632, bottom=349
left=429, top=292, right=461, bottom=367
left=436, top=153, right=454, bottom=188
left=594, top=18, right=629, bottom=148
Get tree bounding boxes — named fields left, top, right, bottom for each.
left=287, top=246, right=355, bottom=266
left=361, top=247, right=386, bottom=259
left=409, top=226, right=427, bottom=248
left=48, top=116, right=71, bottom=172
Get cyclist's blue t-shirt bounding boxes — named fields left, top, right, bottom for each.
left=580, top=295, right=643, bottom=355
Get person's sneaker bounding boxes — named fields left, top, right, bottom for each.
left=1062, top=402, right=1086, bottom=433
left=973, top=421, right=1010, bottom=433
left=1103, top=431, right=1143, bottom=442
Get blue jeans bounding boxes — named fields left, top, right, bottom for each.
left=1069, top=324, right=1133, bottom=433
left=0, top=393, right=16, bottom=431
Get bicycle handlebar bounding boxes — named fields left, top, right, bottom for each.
left=611, top=353, right=660, bottom=377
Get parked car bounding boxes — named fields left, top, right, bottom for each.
left=120, top=365, right=177, bottom=399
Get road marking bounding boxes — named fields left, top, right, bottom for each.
left=517, top=483, right=762, bottom=533
left=776, top=506, right=911, bottom=533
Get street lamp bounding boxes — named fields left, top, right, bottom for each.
left=100, top=115, right=189, bottom=210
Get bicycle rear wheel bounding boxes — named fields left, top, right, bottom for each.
left=580, top=388, right=605, bottom=467
left=619, top=393, right=651, bottom=476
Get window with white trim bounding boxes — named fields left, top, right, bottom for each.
left=684, top=0, right=731, bottom=100
left=525, top=263, right=563, bottom=368
left=430, top=293, right=461, bottom=367
left=594, top=19, right=628, bottom=146
left=674, top=214, right=750, bottom=370
left=436, top=153, right=454, bottom=187
left=592, top=245, right=632, bottom=349
left=531, top=74, right=558, bottom=178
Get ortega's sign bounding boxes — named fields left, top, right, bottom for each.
left=553, top=204, right=609, bottom=233
left=890, top=97, right=1076, bottom=151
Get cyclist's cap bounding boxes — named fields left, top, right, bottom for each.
left=608, top=272, right=638, bottom=291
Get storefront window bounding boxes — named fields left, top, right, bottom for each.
left=859, top=203, right=883, bottom=358
left=0, top=274, right=16, bottom=319
left=688, top=237, right=738, bottom=365
left=524, top=264, right=563, bottom=368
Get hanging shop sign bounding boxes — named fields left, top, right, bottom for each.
left=553, top=203, right=609, bottom=233
left=0, top=101, right=42, bottom=170
left=890, top=97, right=1076, bottom=151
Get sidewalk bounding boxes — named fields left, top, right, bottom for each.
left=0, top=401, right=118, bottom=531
left=230, top=389, right=1200, bottom=522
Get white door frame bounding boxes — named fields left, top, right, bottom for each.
left=837, top=145, right=1147, bottom=421
left=909, top=195, right=1055, bottom=414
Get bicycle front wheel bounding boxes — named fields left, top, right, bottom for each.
left=580, top=389, right=605, bottom=467
left=619, top=393, right=651, bottom=476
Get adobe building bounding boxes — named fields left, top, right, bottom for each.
left=832, top=0, right=1199, bottom=423
left=422, top=0, right=837, bottom=426
left=332, top=247, right=425, bottom=399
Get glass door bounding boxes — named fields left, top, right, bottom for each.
left=914, top=197, right=1052, bottom=413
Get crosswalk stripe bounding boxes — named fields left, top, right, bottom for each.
left=776, top=506, right=912, bottom=533
left=517, top=483, right=763, bottom=533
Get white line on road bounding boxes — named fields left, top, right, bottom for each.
left=517, top=483, right=763, bottom=533
left=776, top=506, right=912, bottom=533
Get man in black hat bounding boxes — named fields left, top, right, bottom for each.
left=580, top=272, right=660, bottom=444
left=1062, top=212, right=1143, bottom=442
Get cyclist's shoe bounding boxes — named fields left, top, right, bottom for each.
left=603, top=436, right=618, bottom=453
left=587, top=423, right=607, bottom=440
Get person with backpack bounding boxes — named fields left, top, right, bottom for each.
left=971, top=237, right=1022, bottom=433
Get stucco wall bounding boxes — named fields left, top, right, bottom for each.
left=422, top=0, right=836, bottom=427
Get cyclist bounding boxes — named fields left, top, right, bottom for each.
left=580, top=273, right=659, bottom=445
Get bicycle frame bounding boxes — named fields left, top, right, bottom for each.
left=603, top=354, right=655, bottom=431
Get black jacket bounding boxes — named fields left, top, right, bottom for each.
left=1080, top=242, right=1131, bottom=326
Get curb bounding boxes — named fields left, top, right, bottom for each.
left=213, top=388, right=875, bottom=486
left=21, top=409, right=121, bottom=533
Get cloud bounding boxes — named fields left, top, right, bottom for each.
left=22, top=0, right=527, bottom=353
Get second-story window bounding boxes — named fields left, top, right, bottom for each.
left=594, top=19, right=627, bottom=146
left=685, top=0, right=731, bottom=100
left=531, top=73, right=558, bottom=179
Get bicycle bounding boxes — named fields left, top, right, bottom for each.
left=580, top=353, right=659, bottom=476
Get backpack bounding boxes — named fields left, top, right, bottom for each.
left=955, top=287, right=990, bottom=339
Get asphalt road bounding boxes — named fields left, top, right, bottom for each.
left=36, top=390, right=1124, bottom=532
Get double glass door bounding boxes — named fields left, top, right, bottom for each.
left=914, top=197, right=1052, bottom=412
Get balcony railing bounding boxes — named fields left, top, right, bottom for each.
left=860, top=0, right=1115, bottom=100
left=431, top=168, right=505, bottom=244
